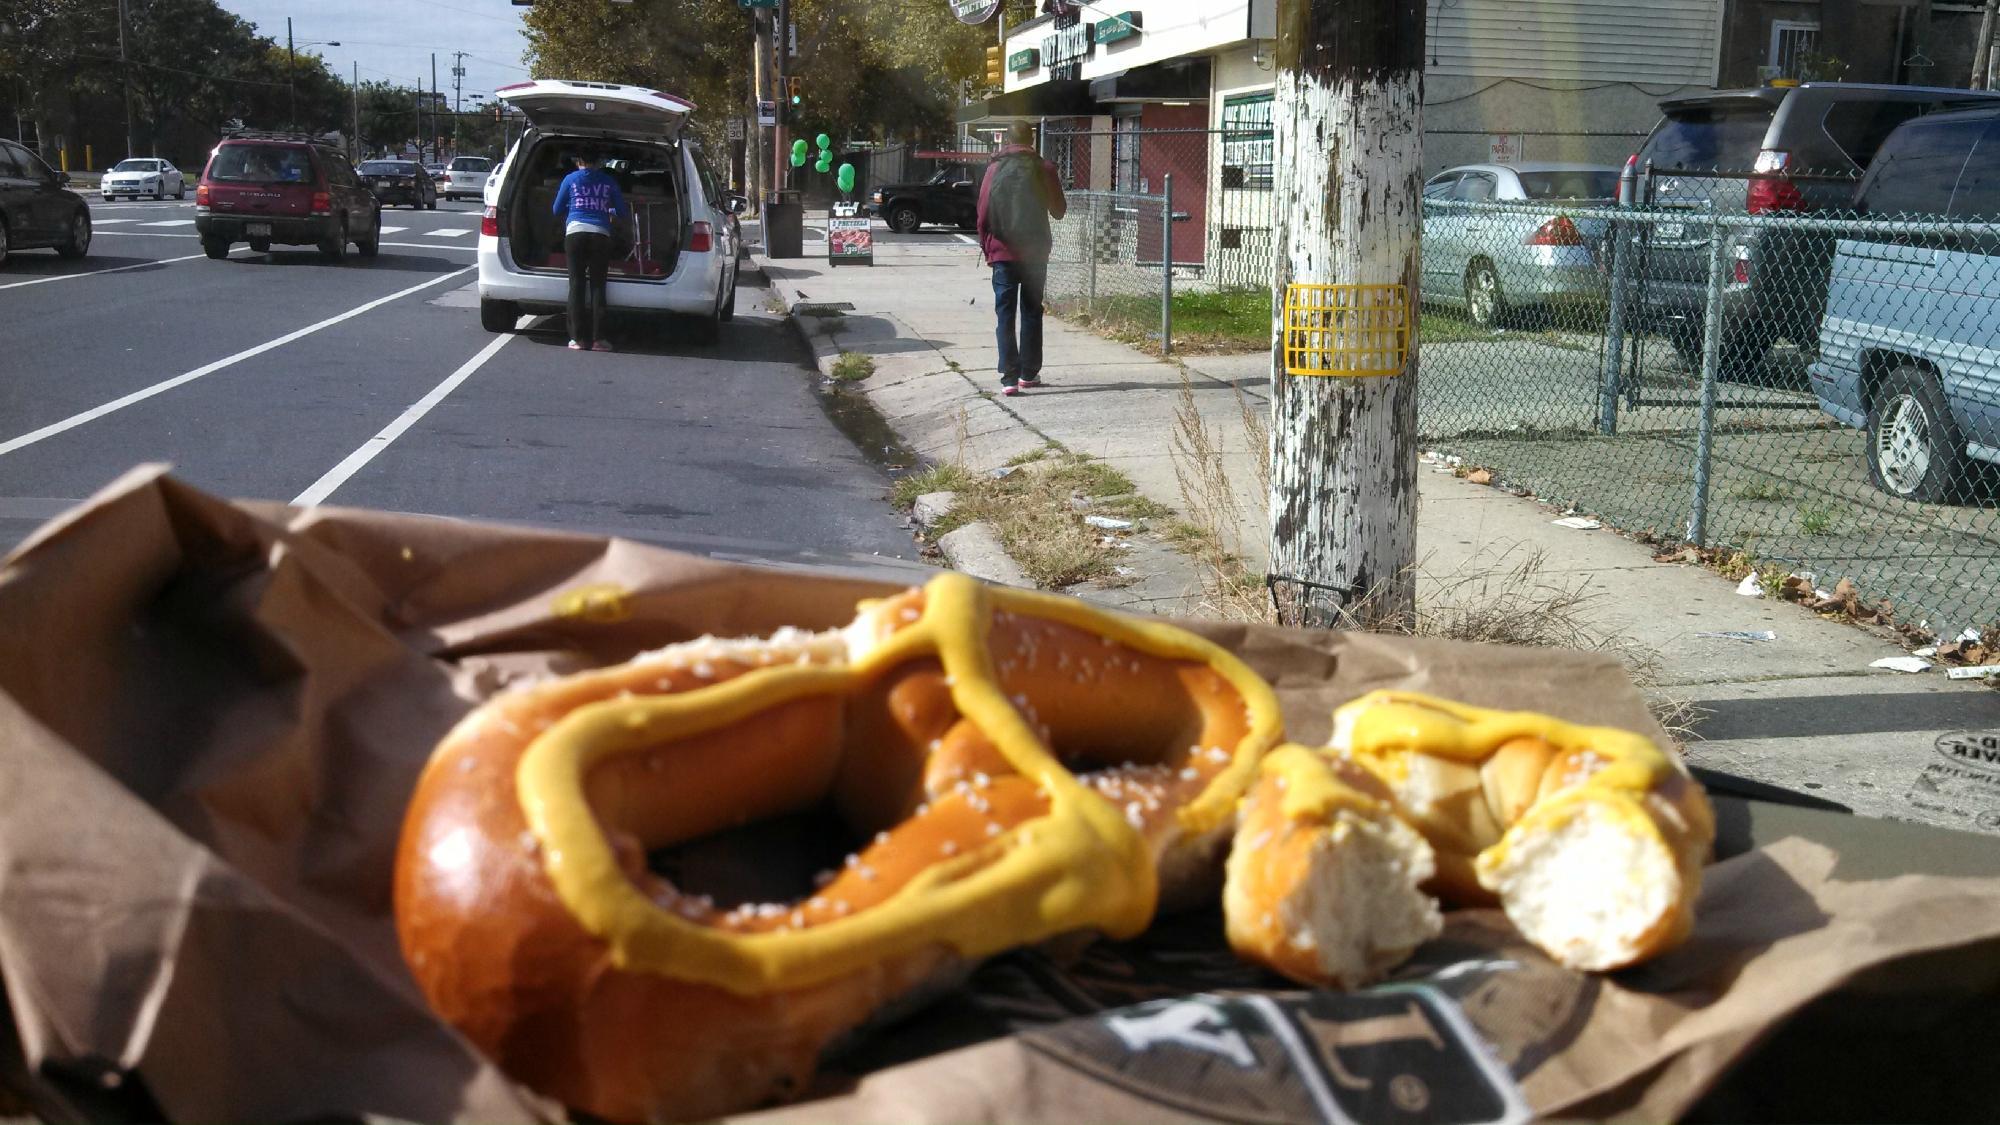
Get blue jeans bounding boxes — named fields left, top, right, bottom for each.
left=992, top=260, right=1047, bottom=385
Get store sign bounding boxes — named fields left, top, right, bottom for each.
left=828, top=213, right=874, bottom=266
left=1042, top=9, right=1094, bottom=81
left=1008, top=47, right=1040, bottom=73
left=1093, top=10, right=1142, bottom=44
left=949, top=0, right=1002, bottom=23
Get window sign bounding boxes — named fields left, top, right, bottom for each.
left=1221, top=93, right=1274, bottom=191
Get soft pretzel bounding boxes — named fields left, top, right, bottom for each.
left=393, top=572, right=1281, bottom=1123
left=1225, top=691, right=1714, bottom=988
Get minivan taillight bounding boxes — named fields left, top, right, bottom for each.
left=689, top=221, right=713, bottom=253
left=1746, top=149, right=1805, bottom=214
left=310, top=191, right=332, bottom=215
left=1526, top=216, right=1584, bottom=246
left=195, top=183, right=210, bottom=206
left=481, top=206, right=500, bottom=237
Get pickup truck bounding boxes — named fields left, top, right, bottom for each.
left=868, top=164, right=980, bottom=233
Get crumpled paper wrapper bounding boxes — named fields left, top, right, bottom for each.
left=2, top=466, right=1998, bottom=1123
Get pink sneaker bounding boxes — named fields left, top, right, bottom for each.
left=567, top=340, right=585, bottom=351
left=1001, top=385, right=1023, bottom=397
left=592, top=340, right=614, bottom=352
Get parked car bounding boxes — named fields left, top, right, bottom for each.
left=1626, top=82, right=2000, bottom=380
left=478, top=80, right=741, bottom=341
left=424, top=162, right=448, bottom=185
left=1420, top=162, right=1617, bottom=327
left=1808, top=106, right=2000, bottom=502
left=100, top=157, right=186, bottom=201
left=195, top=133, right=381, bottom=262
left=868, top=164, right=980, bottom=233
left=359, top=159, right=438, bottom=210
left=444, top=156, right=493, bottom=202
left=0, top=138, right=91, bottom=265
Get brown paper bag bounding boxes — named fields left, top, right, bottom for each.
left=2, top=467, right=1998, bottom=1123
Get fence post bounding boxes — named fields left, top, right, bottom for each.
left=1085, top=194, right=1099, bottom=312
left=1161, top=173, right=1174, bottom=356
left=1598, top=163, right=1638, bottom=435
left=1686, top=216, right=1731, bottom=546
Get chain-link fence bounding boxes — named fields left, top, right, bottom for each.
left=1037, top=125, right=1277, bottom=352
left=1422, top=194, right=2000, bottom=638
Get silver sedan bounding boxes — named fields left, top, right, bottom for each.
left=100, top=158, right=186, bottom=201
left=1420, top=162, right=1618, bottom=328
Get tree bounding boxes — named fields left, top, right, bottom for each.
left=1265, top=0, right=1426, bottom=629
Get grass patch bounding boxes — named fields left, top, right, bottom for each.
left=1054, top=287, right=1270, bottom=355
left=1732, top=479, right=1794, bottom=502
left=1796, top=501, right=1840, bottom=536
left=892, top=462, right=977, bottom=508
left=829, top=351, right=875, bottom=382
left=1420, top=310, right=1504, bottom=344
left=903, top=452, right=1159, bottom=588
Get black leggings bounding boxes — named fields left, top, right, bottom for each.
left=565, top=230, right=611, bottom=346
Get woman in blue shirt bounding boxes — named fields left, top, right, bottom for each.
left=552, top=151, right=630, bottom=351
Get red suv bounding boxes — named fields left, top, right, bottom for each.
left=195, top=133, right=380, bottom=262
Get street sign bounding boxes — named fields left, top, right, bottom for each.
left=727, top=118, right=745, bottom=140
left=1487, top=133, right=1523, bottom=164
left=757, top=100, right=777, bottom=127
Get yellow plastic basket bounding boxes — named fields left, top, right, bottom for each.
left=1282, top=283, right=1410, bottom=378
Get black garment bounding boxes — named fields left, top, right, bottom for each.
left=564, top=229, right=612, bottom=347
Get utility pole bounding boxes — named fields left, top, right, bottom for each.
left=750, top=8, right=767, bottom=209
left=287, top=17, right=296, bottom=129
left=1265, top=0, right=1426, bottom=629
left=352, top=60, right=360, bottom=158
left=431, top=53, right=439, bottom=160
left=452, top=51, right=467, bottom=154
left=117, top=0, right=134, bottom=157
left=776, top=0, right=790, bottom=195
left=1973, top=0, right=1998, bottom=88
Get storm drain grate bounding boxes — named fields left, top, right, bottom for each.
left=793, top=302, right=855, bottom=317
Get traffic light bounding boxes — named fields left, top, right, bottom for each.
left=786, top=76, right=802, bottom=107
left=984, top=46, right=1004, bottom=85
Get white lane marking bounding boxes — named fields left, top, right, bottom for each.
left=139, top=219, right=196, bottom=227
left=92, top=218, right=136, bottom=225
left=0, top=266, right=473, bottom=457
left=379, top=225, right=408, bottom=233
left=88, top=231, right=473, bottom=253
left=425, top=228, right=472, bottom=237
left=954, top=233, right=978, bottom=245
left=292, top=333, right=515, bottom=506
left=0, top=251, right=224, bottom=290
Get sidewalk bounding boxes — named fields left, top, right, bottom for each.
left=759, top=225, right=2000, bottom=837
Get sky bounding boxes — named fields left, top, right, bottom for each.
left=216, top=0, right=535, bottom=109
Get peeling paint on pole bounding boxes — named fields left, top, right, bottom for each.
left=1266, top=0, right=1424, bottom=629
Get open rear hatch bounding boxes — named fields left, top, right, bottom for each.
left=495, top=80, right=695, bottom=280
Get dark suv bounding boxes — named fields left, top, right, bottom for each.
left=868, top=164, right=980, bottom=233
left=1627, top=83, right=2000, bottom=381
left=196, top=134, right=381, bottom=262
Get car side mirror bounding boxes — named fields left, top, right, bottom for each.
left=724, top=193, right=748, bottom=215
left=952, top=181, right=973, bottom=191
left=56, top=171, right=71, bottom=186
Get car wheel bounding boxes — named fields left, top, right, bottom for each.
left=886, top=204, right=920, bottom=234
left=319, top=219, right=348, bottom=263
left=425, top=195, right=437, bottom=211
left=1464, top=260, right=1505, bottom=328
left=480, top=297, right=518, bottom=334
left=357, top=210, right=381, bottom=258
left=1866, top=365, right=1962, bottom=504
left=202, top=236, right=230, bottom=260
left=720, top=272, right=737, bottom=322
left=56, top=209, right=91, bottom=258
left=176, top=183, right=186, bottom=200
left=152, top=191, right=164, bottom=200
left=248, top=238, right=271, bottom=253
left=688, top=285, right=724, bottom=344
left=0, top=218, right=10, bottom=266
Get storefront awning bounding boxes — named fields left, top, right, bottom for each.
left=955, top=80, right=1099, bottom=124
left=1088, top=57, right=1210, bottom=104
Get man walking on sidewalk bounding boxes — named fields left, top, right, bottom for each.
left=977, top=122, right=1067, bottom=396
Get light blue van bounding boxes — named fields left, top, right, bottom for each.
left=1809, top=107, right=2000, bottom=503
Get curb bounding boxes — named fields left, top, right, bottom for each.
left=755, top=248, right=1056, bottom=589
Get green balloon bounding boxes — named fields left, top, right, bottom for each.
left=837, top=163, right=856, bottom=193
left=815, top=160, right=832, bottom=176
left=791, top=139, right=808, bottom=159
left=816, top=133, right=831, bottom=151
left=790, top=149, right=807, bottom=167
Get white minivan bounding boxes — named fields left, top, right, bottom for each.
left=477, top=80, right=743, bottom=342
